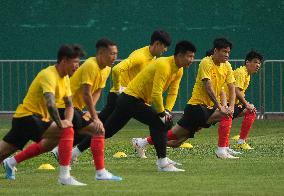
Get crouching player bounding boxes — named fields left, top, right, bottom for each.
left=227, top=50, right=263, bottom=150
left=133, top=38, right=239, bottom=159
left=0, top=45, right=86, bottom=185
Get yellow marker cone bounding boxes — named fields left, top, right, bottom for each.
left=38, top=163, right=55, bottom=170
left=180, top=142, right=193, bottom=149
left=232, top=135, right=240, bottom=140
left=113, top=151, right=127, bottom=158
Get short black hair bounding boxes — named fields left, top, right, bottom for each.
left=213, top=38, right=232, bottom=50
left=174, top=40, right=196, bottom=55
left=57, top=44, right=85, bottom=63
left=245, top=50, right=263, bottom=62
left=205, top=49, right=214, bottom=57
left=96, top=38, right=117, bottom=50
left=150, top=30, right=171, bottom=47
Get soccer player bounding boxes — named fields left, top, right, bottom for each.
left=68, top=30, right=171, bottom=160
left=228, top=50, right=263, bottom=150
left=52, top=38, right=122, bottom=181
left=0, top=45, right=86, bottom=185
left=133, top=38, right=238, bottom=159
left=103, top=40, right=196, bottom=171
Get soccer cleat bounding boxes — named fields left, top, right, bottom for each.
left=166, top=157, right=182, bottom=166
left=132, top=138, right=147, bottom=158
left=96, top=170, right=122, bottom=181
left=51, top=147, right=78, bottom=164
left=237, top=143, right=254, bottom=150
left=215, top=150, right=239, bottom=159
left=3, top=159, right=16, bottom=180
left=227, top=148, right=242, bottom=156
left=51, top=146, right=59, bottom=162
left=158, top=164, right=185, bottom=172
left=58, top=176, right=87, bottom=186
left=231, top=135, right=240, bottom=140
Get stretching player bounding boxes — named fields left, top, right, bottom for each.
left=227, top=50, right=263, bottom=150
left=0, top=45, right=86, bottom=185
left=69, top=30, right=171, bottom=160
left=52, top=38, right=122, bottom=181
left=133, top=38, right=239, bottom=159
left=103, top=40, right=196, bottom=171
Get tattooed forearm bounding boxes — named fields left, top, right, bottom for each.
left=63, top=96, right=74, bottom=122
left=44, top=92, right=62, bottom=128
left=203, top=79, right=220, bottom=109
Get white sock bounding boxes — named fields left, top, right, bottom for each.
left=237, top=139, right=245, bottom=144
left=59, top=166, right=71, bottom=179
left=72, top=146, right=82, bottom=159
left=8, top=157, right=17, bottom=167
left=157, top=157, right=168, bottom=167
left=217, top=147, right=227, bottom=153
left=96, top=168, right=106, bottom=175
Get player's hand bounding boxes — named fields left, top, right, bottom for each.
left=158, top=110, right=173, bottom=129
left=246, top=103, right=256, bottom=113
left=93, top=118, right=105, bottom=134
left=61, top=119, right=73, bottom=128
left=228, top=105, right=234, bottom=117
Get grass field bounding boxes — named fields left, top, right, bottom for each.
left=0, top=118, right=283, bottom=195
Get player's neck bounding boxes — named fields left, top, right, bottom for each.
left=149, top=45, right=156, bottom=57
left=55, top=64, right=66, bottom=78
left=96, top=56, right=107, bottom=69
left=212, top=55, right=221, bottom=66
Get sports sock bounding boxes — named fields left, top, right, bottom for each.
left=90, top=135, right=105, bottom=170
left=14, top=141, right=46, bottom=164
left=58, top=127, right=74, bottom=166
left=218, top=116, right=232, bottom=147
left=146, top=136, right=153, bottom=145
left=240, top=110, right=256, bottom=140
left=146, top=129, right=177, bottom=146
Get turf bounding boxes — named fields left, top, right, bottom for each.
left=0, top=118, right=283, bottom=195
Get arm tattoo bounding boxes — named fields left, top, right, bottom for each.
left=63, top=96, right=73, bottom=108
left=44, top=92, right=62, bottom=128
left=203, top=79, right=220, bottom=108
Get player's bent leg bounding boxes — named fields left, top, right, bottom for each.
left=0, top=140, right=18, bottom=163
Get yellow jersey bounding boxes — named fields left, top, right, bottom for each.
left=70, top=57, right=111, bottom=110
left=188, top=56, right=235, bottom=107
left=110, top=46, right=155, bottom=92
left=124, top=56, right=183, bottom=113
left=14, top=66, right=71, bottom=118
left=224, top=65, right=250, bottom=104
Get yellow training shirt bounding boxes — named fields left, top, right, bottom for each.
left=124, top=56, right=183, bottom=113
left=224, top=65, right=250, bottom=104
left=110, top=46, right=155, bottom=92
left=70, top=57, right=111, bottom=110
left=14, top=66, right=71, bottom=118
left=188, top=56, right=235, bottom=107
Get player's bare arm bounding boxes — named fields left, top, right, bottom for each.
left=63, top=96, right=74, bottom=122
left=235, top=87, right=255, bottom=112
left=44, top=92, right=63, bottom=128
left=227, top=83, right=236, bottom=116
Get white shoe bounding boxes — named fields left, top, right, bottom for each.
left=51, top=147, right=59, bottom=162
left=157, top=158, right=182, bottom=166
left=215, top=150, right=239, bottom=159
left=227, top=148, right=242, bottom=156
left=51, top=147, right=78, bottom=164
left=96, top=170, right=122, bottom=181
left=158, top=164, right=185, bottom=172
left=58, top=176, right=87, bottom=186
left=132, top=138, right=147, bottom=158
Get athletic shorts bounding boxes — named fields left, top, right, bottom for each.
left=3, top=115, right=52, bottom=150
left=58, top=108, right=92, bottom=131
left=233, top=104, right=245, bottom=119
left=177, top=104, right=216, bottom=137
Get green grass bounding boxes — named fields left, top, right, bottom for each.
left=0, top=118, right=283, bottom=195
